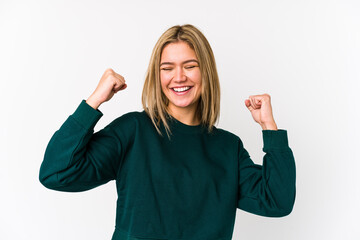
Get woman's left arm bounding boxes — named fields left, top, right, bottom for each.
left=237, top=94, right=296, bottom=217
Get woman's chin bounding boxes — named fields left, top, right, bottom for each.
left=171, top=100, right=195, bottom=109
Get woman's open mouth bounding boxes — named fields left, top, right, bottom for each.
left=171, top=86, right=193, bottom=95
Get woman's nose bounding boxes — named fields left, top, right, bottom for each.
left=174, top=67, right=186, bottom=82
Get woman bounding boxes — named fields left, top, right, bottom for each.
left=39, top=24, right=296, bottom=240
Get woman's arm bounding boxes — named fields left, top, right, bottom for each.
left=237, top=94, right=296, bottom=216
left=237, top=131, right=296, bottom=217
left=39, top=100, right=123, bottom=192
left=39, top=68, right=128, bottom=192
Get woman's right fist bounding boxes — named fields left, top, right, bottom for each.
left=86, top=68, right=127, bottom=109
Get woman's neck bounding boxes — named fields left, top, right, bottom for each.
left=167, top=103, right=200, bottom=126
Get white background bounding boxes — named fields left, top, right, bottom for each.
left=1, top=0, right=359, bottom=239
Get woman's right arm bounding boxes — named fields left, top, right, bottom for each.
left=39, top=68, right=128, bottom=192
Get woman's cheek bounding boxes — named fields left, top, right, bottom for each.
left=160, top=72, right=171, bottom=84
left=192, top=71, right=202, bottom=83
left=160, top=73, right=167, bottom=86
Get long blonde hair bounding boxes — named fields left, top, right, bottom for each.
left=141, top=24, right=220, bottom=139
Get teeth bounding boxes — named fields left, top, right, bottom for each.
left=173, top=86, right=191, bottom=92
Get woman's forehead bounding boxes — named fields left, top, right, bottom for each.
left=160, top=42, right=197, bottom=62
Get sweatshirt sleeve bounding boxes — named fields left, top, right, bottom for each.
left=39, top=100, right=132, bottom=192
left=237, top=130, right=296, bottom=217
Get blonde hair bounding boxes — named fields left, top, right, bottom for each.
left=141, top=24, right=220, bottom=139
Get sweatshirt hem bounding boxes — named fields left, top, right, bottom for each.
left=112, top=227, right=231, bottom=240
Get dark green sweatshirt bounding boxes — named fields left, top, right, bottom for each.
left=39, top=100, right=296, bottom=240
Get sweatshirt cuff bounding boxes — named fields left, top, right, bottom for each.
left=262, top=129, right=289, bottom=152
left=70, top=99, right=103, bottom=130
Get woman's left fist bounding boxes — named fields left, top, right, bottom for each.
left=245, top=94, right=278, bottom=130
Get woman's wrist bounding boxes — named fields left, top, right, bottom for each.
left=86, top=95, right=102, bottom=110
left=261, top=121, right=278, bottom=130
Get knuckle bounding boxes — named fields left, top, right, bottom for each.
left=105, top=68, right=114, bottom=74
left=263, top=93, right=271, bottom=100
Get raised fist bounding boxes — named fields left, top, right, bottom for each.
left=86, top=68, right=127, bottom=109
left=245, top=94, right=278, bottom=130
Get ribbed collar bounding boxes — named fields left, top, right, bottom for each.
left=166, top=113, right=205, bottom=134
left=142, top=110, right=206, bottom=135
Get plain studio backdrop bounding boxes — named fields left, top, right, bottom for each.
left=0, top=0, right=359, bottom=239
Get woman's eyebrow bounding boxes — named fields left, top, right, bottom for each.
left=160, top=59, right=199, bottom=66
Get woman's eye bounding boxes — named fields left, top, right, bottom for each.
left=185, top=66, right=196, bottom=69
left=161, top=68, right=172, bottom=71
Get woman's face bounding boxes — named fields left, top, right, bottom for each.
left=160, top=41, right=202, bottom=114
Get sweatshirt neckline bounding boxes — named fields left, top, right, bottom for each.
left=167, top=114, right=205, bottom=134
left=141, top=110, right=205, bottom=134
